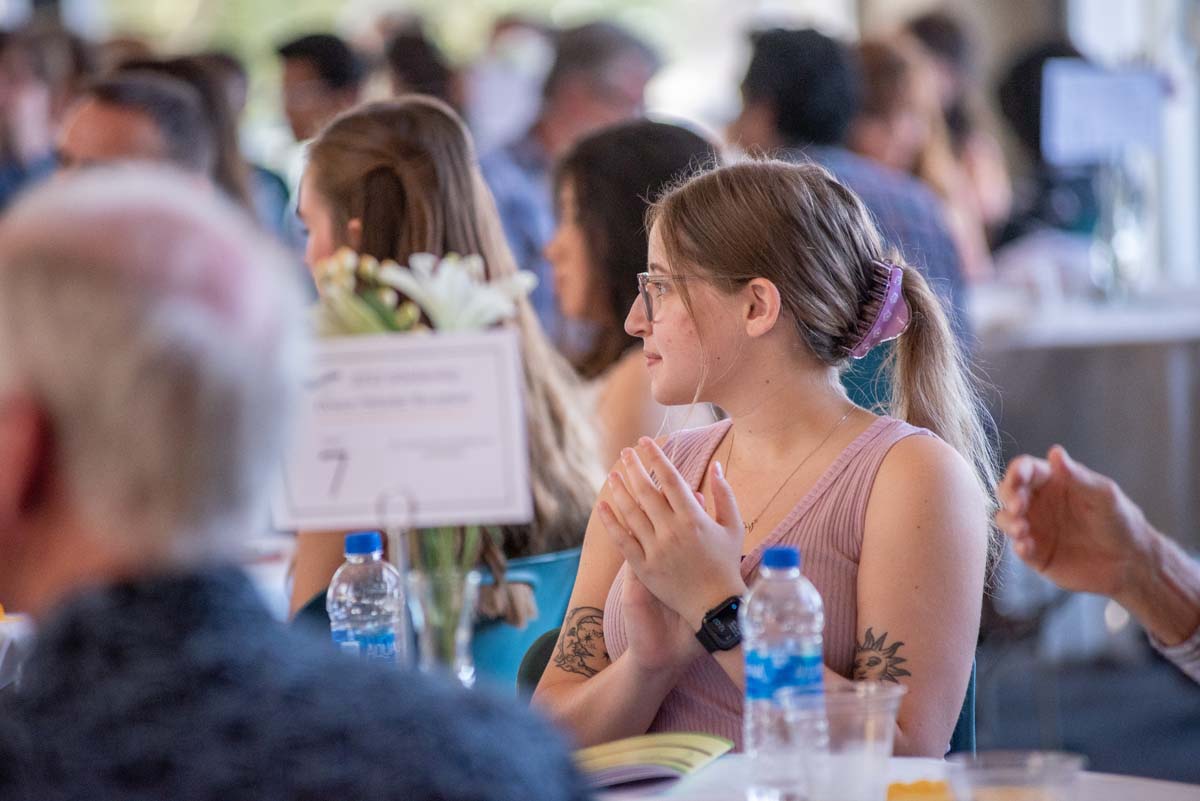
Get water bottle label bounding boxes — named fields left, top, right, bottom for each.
left=331, top=627, right=397, bottom=662
left=745, top=646, right=824, bottom=701
left=331, top=628, right=360, bottom=656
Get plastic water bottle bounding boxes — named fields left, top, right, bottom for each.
left=327, top=531, right=406, bottom=664
left=741, top=546, right=825, bottom=801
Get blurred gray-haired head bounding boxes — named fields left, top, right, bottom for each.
left=0, top=165, right=305, bottom=564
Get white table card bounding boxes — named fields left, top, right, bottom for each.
left=272, top=329, right=531, bottom=530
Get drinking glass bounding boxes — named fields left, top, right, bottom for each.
left=777, top=682, right=906, bottom=801
left=946, top=751, right=1085, bottom=801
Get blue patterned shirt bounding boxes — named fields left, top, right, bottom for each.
left=0, top=568, right=588, bottom=801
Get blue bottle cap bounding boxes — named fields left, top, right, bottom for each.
left=344, top=531, right=383, bottom=555
left=762, top=546, right=800, bottom=569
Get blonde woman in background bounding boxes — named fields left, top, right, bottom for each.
left=906, top=11, right=1013, bottom=236
left=289, top=97, right=603, bottom=616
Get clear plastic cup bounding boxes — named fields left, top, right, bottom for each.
left=946, top=751, right=1086, bottom=801
left=777, top=682, right=907, bottom=801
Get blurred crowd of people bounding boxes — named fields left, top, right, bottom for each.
left=0, top=7, right=1138, bottom=619
left=0, top=8, right=1196, bottom=799
left=0, top=7, right=1119, bottom=627
left=0, top=12, right=1097, bottom=316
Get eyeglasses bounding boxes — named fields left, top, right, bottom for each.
left=636, top=272, right=694, bottom=322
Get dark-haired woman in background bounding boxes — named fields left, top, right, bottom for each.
left=545, top=120, right=720, bottom=466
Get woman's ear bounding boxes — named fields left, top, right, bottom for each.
left=744, top=277, right=782, bottom=338
left=346, top=218, right=363, bottom=251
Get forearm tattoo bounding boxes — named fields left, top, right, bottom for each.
left=853, top=627, right=912, bottom=683
left=554, top=606, right=610, bottom=678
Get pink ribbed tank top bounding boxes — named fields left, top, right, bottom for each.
left=603, top=416, right=930, bottom=750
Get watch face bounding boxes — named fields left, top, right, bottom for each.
left=706, top=598, right=742, bottom=649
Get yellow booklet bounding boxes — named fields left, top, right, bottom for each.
left=575, top=732, right=733, bottom=788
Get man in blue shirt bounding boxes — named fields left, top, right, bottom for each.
left=482, top=22, right=658, bottom=344
left=728, top=28, right=967, bottom=337
left=727, top=29, right=970, bottom=408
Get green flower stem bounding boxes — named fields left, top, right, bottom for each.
left=460, top=526, right=480, bottom=572
left=409, top=526, right=482, bottom=674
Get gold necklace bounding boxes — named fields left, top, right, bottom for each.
left=723, top=409, right=854, bottom=535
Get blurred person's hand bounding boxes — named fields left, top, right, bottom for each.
left=995, top=445, right=1151, bottom=600
left=997, top=446, right=1200, bottom=650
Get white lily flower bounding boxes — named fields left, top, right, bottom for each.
left=460, top=254, right=486, bottom=282
left=357, top=254, right=381, bottom=280
left=333, top=247, right=358, bottom=277
left=313, top=250, right=534, bottom=338
left=321, top=285, right=390, bottom=335
left=375, top=287, right=399, bottom=309
left=493, top=271, right=538, bottom=300
left=409, top=252, right=439, bottom=279
left=376, top=263, right=410, bottom=290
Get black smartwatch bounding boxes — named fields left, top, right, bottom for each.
left=695, top=596, right=743, bottom=652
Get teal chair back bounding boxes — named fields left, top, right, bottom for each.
left=841, top=342, right=892, bottom=411
left=517, top=627, right=562, bottom=698
left=473, top=548, right=582, bottom=691
left=948, top=660, right=976, bottom=755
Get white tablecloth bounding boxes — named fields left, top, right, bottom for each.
left=601, top=755, right=1200, bottom=800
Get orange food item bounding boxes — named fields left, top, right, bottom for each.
left=967, top=790, right=1059, bottom=801
left=887, top=780, right=953, bottom=801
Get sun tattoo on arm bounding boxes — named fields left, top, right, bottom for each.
left=554, top=607, right=610, bottom=678
left=853, top=627, right=912, bottom=683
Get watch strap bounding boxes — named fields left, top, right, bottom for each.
left=695, top=621, right=722, bottom=653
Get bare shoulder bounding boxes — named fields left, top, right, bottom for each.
left=879, top=432, right=978, bottom=489
left=866, top=433, right=988, bottom=543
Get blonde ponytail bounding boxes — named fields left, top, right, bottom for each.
left=889, top=266, right=999, bottom=561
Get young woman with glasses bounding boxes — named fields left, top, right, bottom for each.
left=533, top=159, right=996, bottom=758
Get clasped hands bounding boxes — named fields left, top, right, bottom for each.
left=597, top=437, right=748, bottom=669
